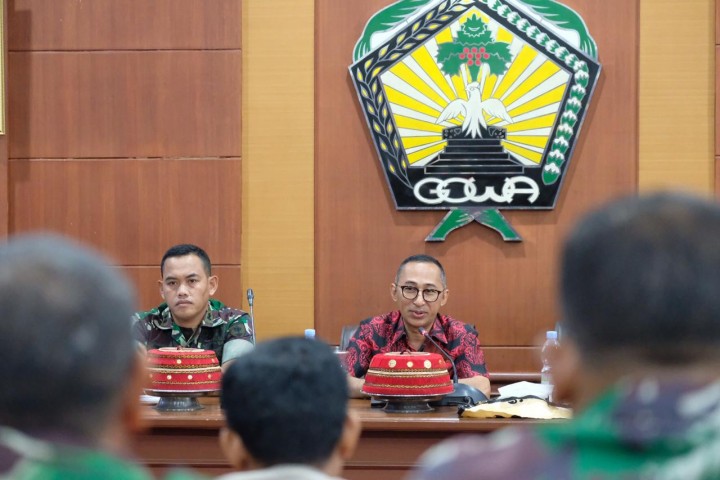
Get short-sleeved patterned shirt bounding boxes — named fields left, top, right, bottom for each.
left=343, top=311, right=488, bottom=379
left=410, top=378, right=720, bottom=480
left=132, top=298, right=252, bottom=364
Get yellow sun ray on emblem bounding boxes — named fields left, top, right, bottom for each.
left=393, top=115, right=447, bottom=133
left=377, top=7, right=575, bottom=167
left=401, top=135, right=444, bottom=149
left=385, top=86, right=444, bottom=119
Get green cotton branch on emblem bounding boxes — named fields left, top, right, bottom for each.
left=436, top=13, right=512, bottom=81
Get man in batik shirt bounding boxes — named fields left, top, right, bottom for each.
left=344, top=254, right=490, bottom=398
left=412, top=193, right=720, bottom=480
left=133, top=244, right=253, bottom=368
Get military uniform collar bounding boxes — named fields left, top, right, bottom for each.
left=154, top=301, right=222, bottom=329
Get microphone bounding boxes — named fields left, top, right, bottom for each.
left=247, top=288, right=254, bottom=307
left=419, top=327, right=458, bottom=383
left=246, top=288, right=256, bottom=345
left=418, top=327, right=487, bottom=406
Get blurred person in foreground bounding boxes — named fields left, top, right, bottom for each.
left=0, top=235, right=157, bottom=479
left=218, top=337, right=361, bottom=480
left=412, top=192, right=720, bottom=480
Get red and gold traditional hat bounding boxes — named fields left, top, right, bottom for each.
left=362, top=352, right=452, bottom=397
left=147, top=347, right=221, bottom=392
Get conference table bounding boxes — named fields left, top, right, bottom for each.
left=134, top=396, right=549, bottom=480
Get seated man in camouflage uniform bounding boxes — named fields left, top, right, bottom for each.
left=411, top=192, right=720, bottom=480
left=132, top=244, right=253, bottom=368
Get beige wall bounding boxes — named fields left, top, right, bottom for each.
left=245, top=0, right=715, bottom=340
left=639, top=0, right=715, bottom=194
left=242, top=0, right=314, bottom=339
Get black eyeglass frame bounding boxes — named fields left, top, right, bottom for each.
left=397, top=285, right=443, bottom=303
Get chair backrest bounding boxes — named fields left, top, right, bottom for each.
left=339, top=324, right=360, bottom=351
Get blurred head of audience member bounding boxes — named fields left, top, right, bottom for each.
left=553, top=192, right=720, bottom=406
left=411, top=192, right=720, bottom=480
left=219, top=337, right=360, bottom=480
left=0, top=234, right=150, bottom=478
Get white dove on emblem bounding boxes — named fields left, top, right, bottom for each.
left=436, top=82, right=513, bottom=138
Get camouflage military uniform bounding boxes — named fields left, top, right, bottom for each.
left=0, top=426, right=203, bottom=479
left=132, top=298, right=253, bottom=364
left=411, top=378, right=720, bottom=480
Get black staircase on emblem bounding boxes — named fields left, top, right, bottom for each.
left=424, top=126, right=525, bottom=175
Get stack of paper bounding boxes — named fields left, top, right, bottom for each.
left=497, top=381, right=553, bottom=400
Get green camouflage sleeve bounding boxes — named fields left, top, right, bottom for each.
left=221, top=314, right=254, bottom=364
left=225, top=314, right=253, bottom=343
left=131, top=314, right=149, bottom=344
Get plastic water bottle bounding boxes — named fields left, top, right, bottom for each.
left=540, top=330, right=559, bottom=386
left=304, top=328, right=316, bottom=340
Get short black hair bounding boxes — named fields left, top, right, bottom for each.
left=0, top=234, right=136, bottom=439
left=561, top=192, right=720, bottom=364
left=395, top=254, right=447, bottom=287
left=161, top=244, right=212, bottom=276
left=222, top=337, right=348, bottom=467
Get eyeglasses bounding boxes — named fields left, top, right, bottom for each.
left=398, top=285, right=442, bottom=302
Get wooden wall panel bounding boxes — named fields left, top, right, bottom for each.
left=717, top=41, right=720, bottom=162
left=8, top=158, right=241, bottom=264
left=315, top=0, right=639, bottom=369
left=640, top=0, right=714, bottom=194
left=241, top=0, right=315, bottom=339
left=483, top=347, right=540, bottom=375
left=4, top=1, right=249, bottom=335
left=8, top=0, right=241, bottom=51
left=8, top=51, right=241, bottom=158
left=120, top=266, right=244, bottom=314
left=4, top=0, right=711, bottom=351
left=0, top=135, right=6, bottom=236
left=0, top=0, right=8, bottom=236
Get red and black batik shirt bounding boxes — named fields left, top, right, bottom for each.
left=343, top=311, right=488, bottom=379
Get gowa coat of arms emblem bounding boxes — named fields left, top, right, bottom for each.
left=350, top=0, right=600, bottom=241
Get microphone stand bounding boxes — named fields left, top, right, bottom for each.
left=419, top=327, right=487, bottom=406
left=246, top=288, right=256, bottom=345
